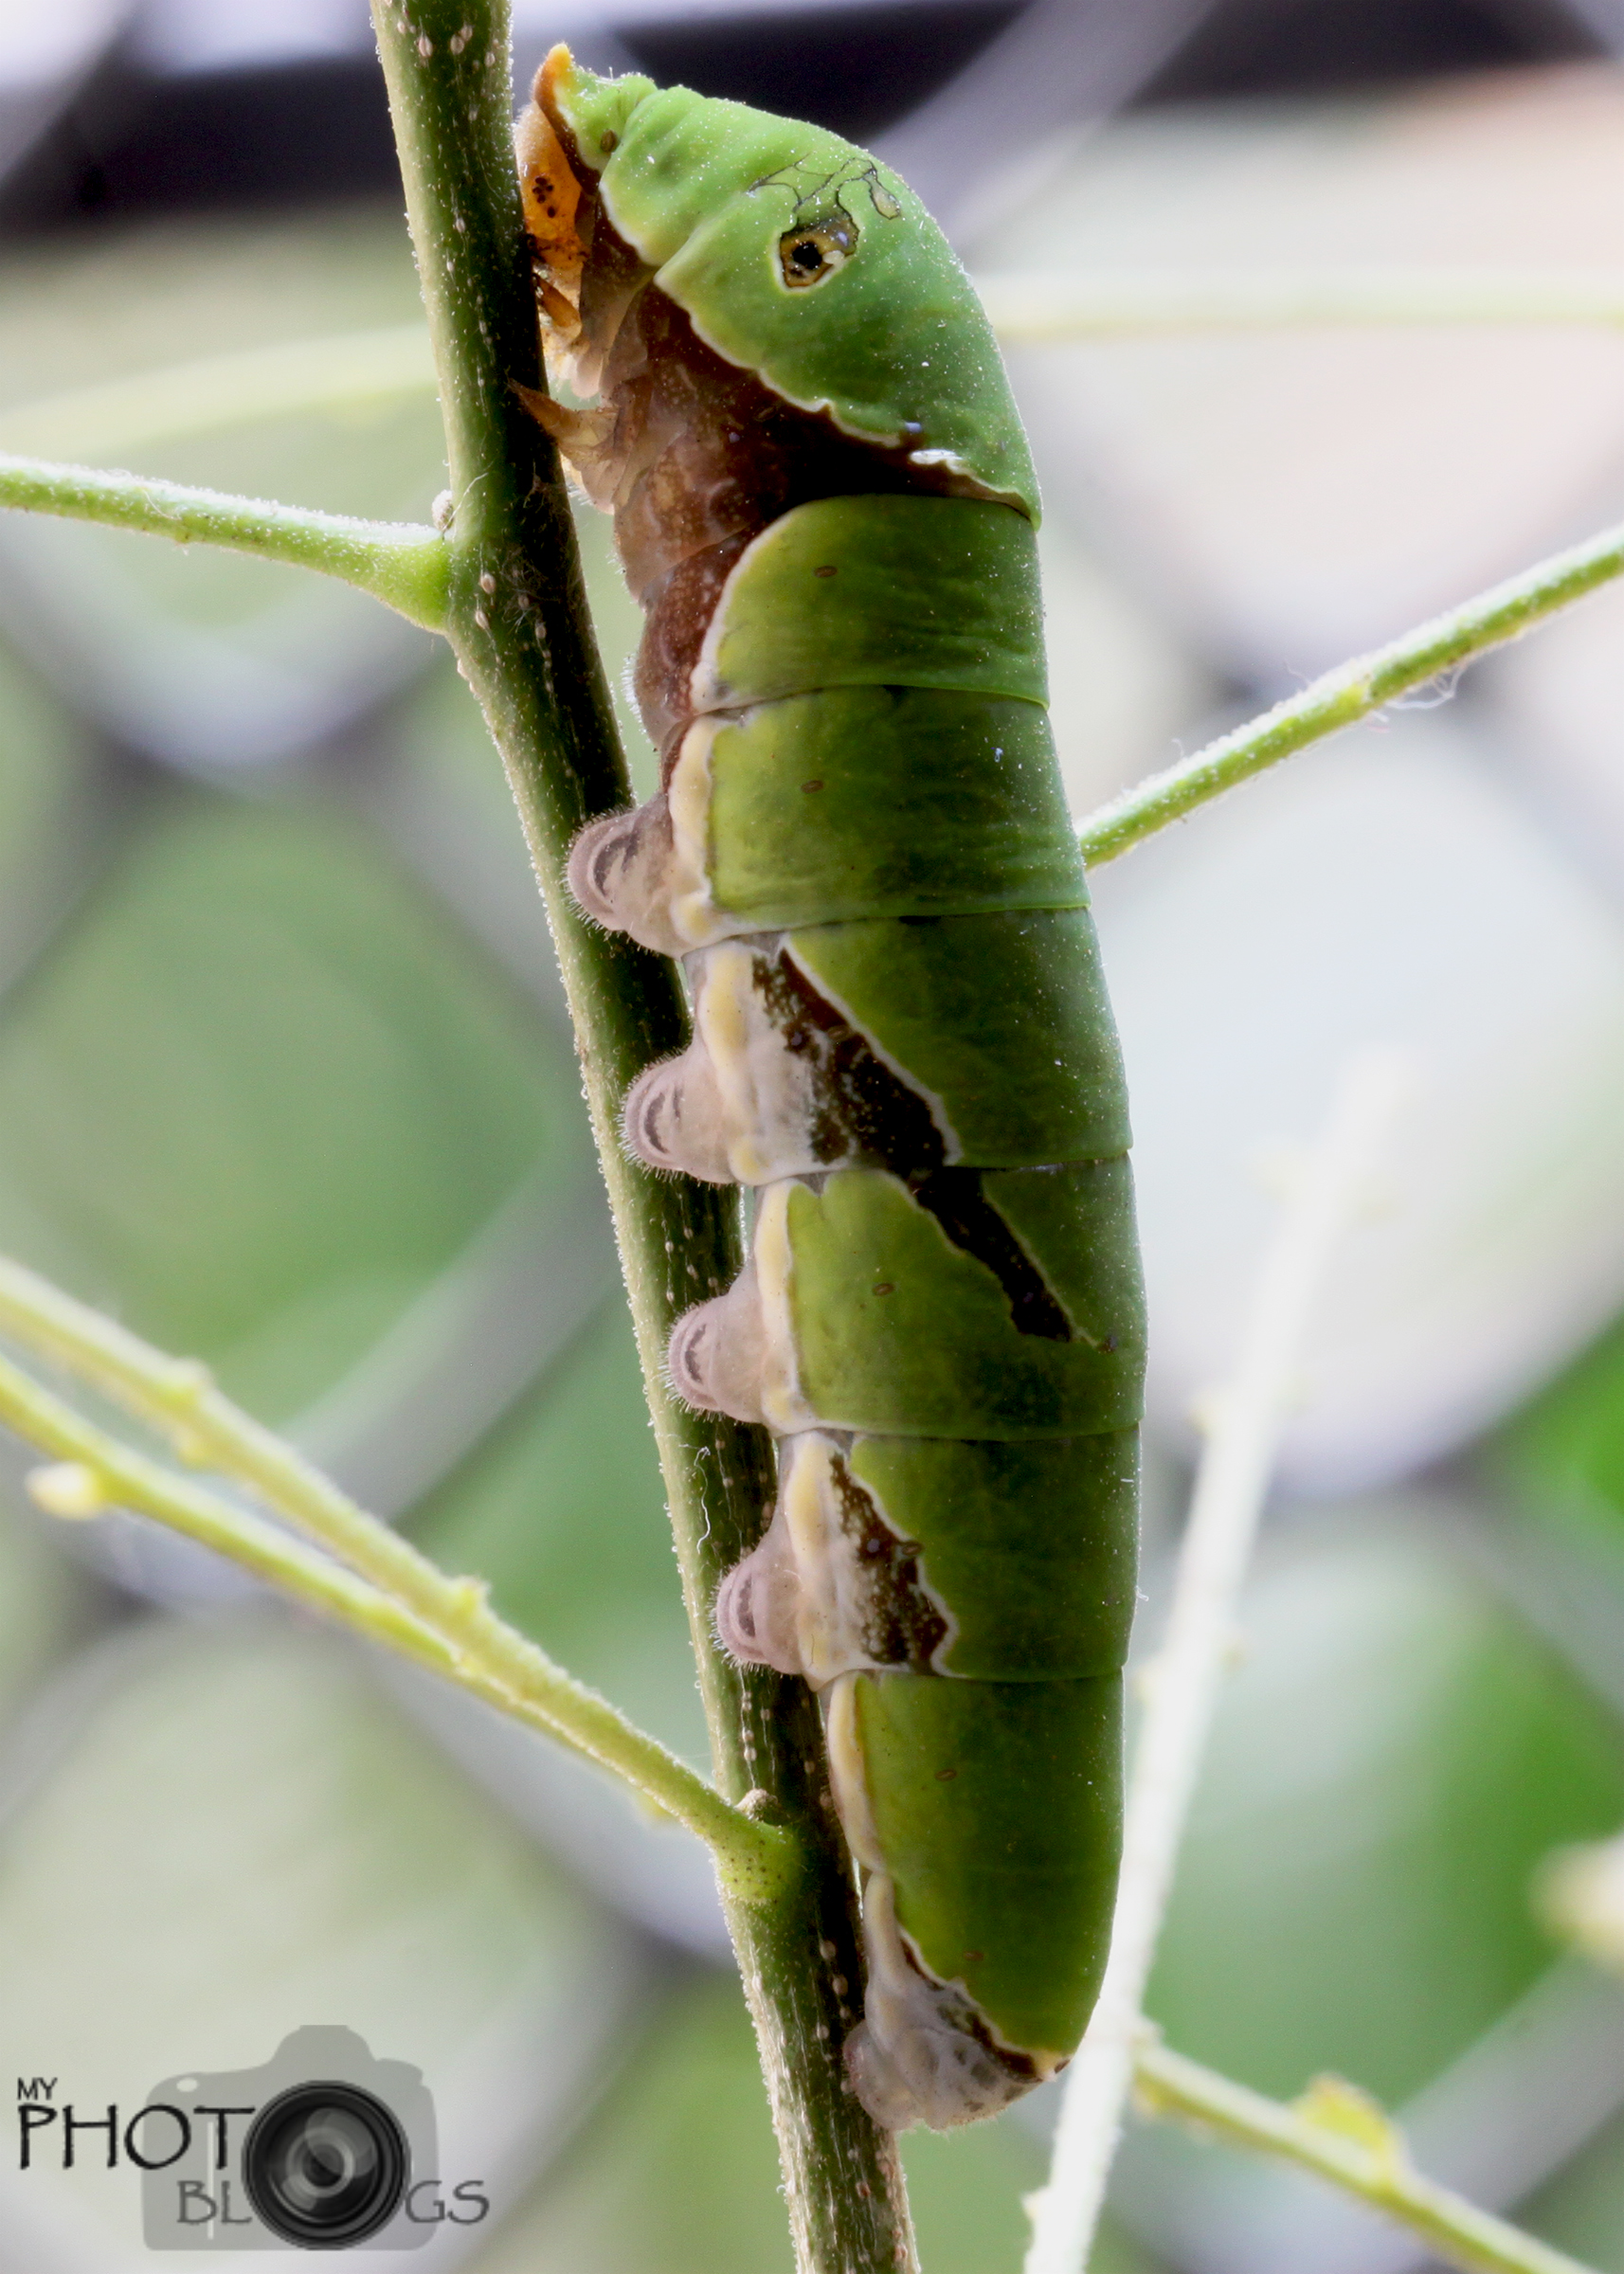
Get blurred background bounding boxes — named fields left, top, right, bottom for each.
left=4, top=0, right=1624, bottom=2265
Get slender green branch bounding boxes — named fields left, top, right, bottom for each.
left=5, top=1358, right=464, bottom=1671
left=0, top=1254, right=491, bottom=1631
left=1078, top=514, right=1624, bottom=867
left=370, top=9, right=914, bottom=2270
left=1134, top=2040, right=1600, bottom=2274
left=980, top=266, right=1624, bottom=341
left=0, top=1328, right=791, bottom=1898
left=0, top=452, right=449, bottom=631
left=0, top=327, right=438, bottom=462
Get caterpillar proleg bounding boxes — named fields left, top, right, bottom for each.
left=517, top=45, right=1145, bottom=2129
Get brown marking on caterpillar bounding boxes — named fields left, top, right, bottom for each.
left=908, top=1168, right=1074, bottom=1342
left=514, top=53, right=586, bottom=329
left=749, top=946, right=947, bottom=1174
left=613, top=938, right=953, bottom=1182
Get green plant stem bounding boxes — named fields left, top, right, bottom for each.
left=0, top=1356, right=781, bottom=1892
left=1078, top=514, right=1624, bottom=867
left=980, top=266, right=1624, bottom=340
left=0, top=452, right=448, bottom=630
left=370, top=8, right=915, bottom=2269
left=0, top=1259, right=790, bottom=1900
left=1133, top=2041, right=1600, bottom=2274
left=0, top=1358, right=459, bottom=1661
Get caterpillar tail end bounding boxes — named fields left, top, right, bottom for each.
left=845, top=1874, right=1050, bottom=2131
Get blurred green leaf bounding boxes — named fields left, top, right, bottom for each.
left=0, top=792, right=586, bottom=1421
left=1518, top=2100, right=1624, bottom=2272
left=408, top=1304, right=705, bottom=1765
left=0, top=214, right=424, bottom=420
left=1489, top=1308, right=1624, bottom=1533
left=0, top=641, right=105, bottom=984
left=0, top=211, right=448, bottom=641
left=902, top=2112, right=1051, bottom=2274
left=0, top=1467, right=89, bottom=1726
left=1146, top=1508, right=1624, bottom=2104
left=474, top=1973, right=792, bottom=2274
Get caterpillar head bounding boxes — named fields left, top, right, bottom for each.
left=513, top=45, right=1038, bottom=519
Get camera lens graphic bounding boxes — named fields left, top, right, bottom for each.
left=242, top=2082, right=408, bottom=2247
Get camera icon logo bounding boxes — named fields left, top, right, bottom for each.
left=135, top=2026, right=478, bottom=2249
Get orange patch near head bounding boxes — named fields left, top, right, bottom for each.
left=514, top=45, right=586, bottom=333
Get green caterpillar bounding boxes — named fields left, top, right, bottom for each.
left=517, top=46, right=1145, bottom=2130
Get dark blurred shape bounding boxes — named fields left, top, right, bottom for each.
left=0, top=2, right=1032, bottom=231
left=619, top=1, right=1024, bottom=141
left=0, top=54, right=396, bottom=229
left=1143, top=0, right=1602, bottom=102
left=1565, top=0, right=1624, bottom=48
left=3, top=0, right=1614, bottom=237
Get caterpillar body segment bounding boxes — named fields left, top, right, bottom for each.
left=622, top=912, right=1131, bottom=1186
left=577, top=679, right=1085, bottom=957
left=569, top=490, right=1069, bottom=959
left=519, top=48, right=1144, bottom=2129
left=670, top=1164, right=1143, bottom=1437
left=716, top=1432, right=1139, bottom=1685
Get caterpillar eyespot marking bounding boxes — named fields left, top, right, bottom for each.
left=780, top=220, right=855, bottom=288
left=519, top=42, right=1142, bottom=2133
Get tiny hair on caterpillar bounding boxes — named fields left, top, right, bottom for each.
left=515, top=45, right=1143, bottom=2131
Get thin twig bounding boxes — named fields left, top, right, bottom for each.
left=0, top=1253, right=505, bottom=1632
left=0, top=1332, right=793, bottom=1899
left=0, top=453, right=448, bottom=631
left=1077, top=516, right=1624, bottom=868
left=1024, top=1053, right=1409, bottom=2274
left=980, top=266, right=1624, bottom=341
left=1132, top=2040, right=1601, bottom=2274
